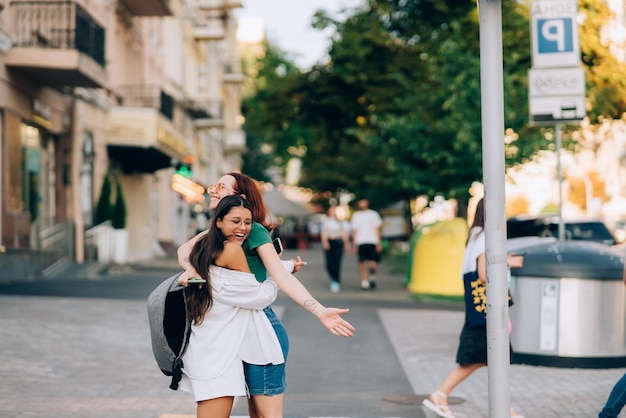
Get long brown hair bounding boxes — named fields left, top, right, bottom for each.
left=225, top=172, right=272, bottom=230
left=467, top=197, right=485, bottom=245
left=186, top=195, right=253, bottom=324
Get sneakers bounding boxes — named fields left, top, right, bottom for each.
left=329, top=281, right=341, bottom=293
left=360, top=280, right=370, bottom=290
left=369, top=275, right=377, bottom=290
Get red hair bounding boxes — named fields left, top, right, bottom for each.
left=226, top=172, right=272, bottom=229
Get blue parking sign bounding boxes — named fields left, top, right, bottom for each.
left=538, top=18, right=573, bottom=53
left=531, top=0, right=580, bottom=68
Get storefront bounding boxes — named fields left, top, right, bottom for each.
left=0, top=90, right=73, bottom=278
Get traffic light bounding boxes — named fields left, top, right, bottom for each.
left=176, top=156, right=193, bottom=178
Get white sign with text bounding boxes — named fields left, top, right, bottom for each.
left=530, top=0, right=580, bottom=68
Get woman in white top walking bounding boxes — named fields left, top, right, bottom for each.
left=321, top=206, right=351, bottom=292
left=179, top=195, right=284, bottom=418
left=422, top=198, right=524, bottom=418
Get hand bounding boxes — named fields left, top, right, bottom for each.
left=318, top=307, right=355, bottom=338
left=291, top=256, right=307, bottom=273
left=177, top=268, right=199, bottom=287
left=507, top=253, right=524, bottom=269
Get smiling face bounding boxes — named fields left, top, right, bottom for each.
left=216, top=205, right=253, bottom=245
left=208, top=175, right=238, bottom=210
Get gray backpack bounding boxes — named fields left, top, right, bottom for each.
left=146, top=272, right=191, bottom=390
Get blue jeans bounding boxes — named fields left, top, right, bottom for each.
left=600, top=373, right=626, bottom=418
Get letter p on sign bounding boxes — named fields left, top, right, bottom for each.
left=538, top=18, right=573, bottom=53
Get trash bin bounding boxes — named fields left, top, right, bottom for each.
left=509, top=240, right=625, bottom=368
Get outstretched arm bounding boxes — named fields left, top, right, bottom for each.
left=257, top=243, right=355, bottom=338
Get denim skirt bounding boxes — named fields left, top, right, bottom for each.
left=243, top=306, right=290, bottom=395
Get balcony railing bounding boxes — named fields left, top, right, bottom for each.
left=182, top=97, right=223, bottom=120
left=223, top=58, right=245, bottom=83
left=11, top=1, right=105, bottom=66
left=184, top=96, right=224, bottom=129
left=223, top=129, right=245, bottom=153
left=116, top=84, right=174, bottom=121
left=192, top=16, right=225, bottom=41
left=118, top=0, right=172, bottom=17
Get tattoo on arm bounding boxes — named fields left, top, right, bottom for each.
left=304, top=299, right=317, bottom=313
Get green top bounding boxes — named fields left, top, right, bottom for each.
left=243, top=222, right=272, bottom=282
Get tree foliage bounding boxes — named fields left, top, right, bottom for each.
left=241, top=0, right=626, bottom=209
left=578, top=0, right=626, bottom=122
left=241, top=42, right=312, bottom=182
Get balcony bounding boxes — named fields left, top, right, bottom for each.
left=119, top=0, right=172, bottom=16
left=196, top=0, right=242, bottom=10
left=182, top=97, right=221, bottom=118
left=106, top=106, right=188, bottom=174
left=193, top=16, right=225, bottom=41
left=223, top=129, right=245, bottom=153
left=106, top=85, right=186, bottom=173
left=192, top=99, right=224, bottom=129
left=115, top=84, right=174, bottom=122
left=5, top=1, right=107, bottom=88
left=223, top=59, right=245, bottom=84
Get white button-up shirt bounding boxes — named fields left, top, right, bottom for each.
left=182, top=265, right=284, bottom=382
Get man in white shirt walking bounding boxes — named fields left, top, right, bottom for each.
left=350, top=198, right=383, bottom=290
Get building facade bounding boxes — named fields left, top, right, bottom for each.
left=0, top=0, right=245, bottom=277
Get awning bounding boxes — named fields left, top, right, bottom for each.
left=106, top=106, right=188, bottom=173
left=262, top=188, right=312, bottom=218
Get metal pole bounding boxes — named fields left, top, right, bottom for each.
left=555, top=123, right=564, bottom=240
left=478, top=1, right=510, bottom=417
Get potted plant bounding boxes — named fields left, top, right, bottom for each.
left=94, top=175, right=114, bottom=262
left=111, top=180, right=128, bottom=264
left=111, top=181, right=127, bottom=230
left=94, top=174, right=112, bottom=226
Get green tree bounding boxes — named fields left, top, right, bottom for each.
left=578, top=0, right=626, bottom=122
left=242, top=0, right=626, bottom=209
left=241, top=42, right=310, bottom=182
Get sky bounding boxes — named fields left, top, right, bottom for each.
left=236, top=0, right=363, bottom=70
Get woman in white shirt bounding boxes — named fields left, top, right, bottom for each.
left=320, top=206, right=351, bottom=292
left=423, top=198, right=524, bottom=418
left=179, top=195, right=284, bottom=418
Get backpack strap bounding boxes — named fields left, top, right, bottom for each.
left=169, top=357, right=184, bottom=390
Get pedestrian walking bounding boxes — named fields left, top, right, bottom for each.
left=422, top=198, right=524, bottom=418
left=350, top=198, right=382, bottom=290
left=177, top=172, right=355, bottom=418
left=320, top=206, right=351, bottom=293
left=598, top=247, right=626, bottom=418
left=179, top=195, right=283, bottom=418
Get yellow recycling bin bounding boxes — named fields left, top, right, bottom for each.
left=407, top=218, right=468, bottom=297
